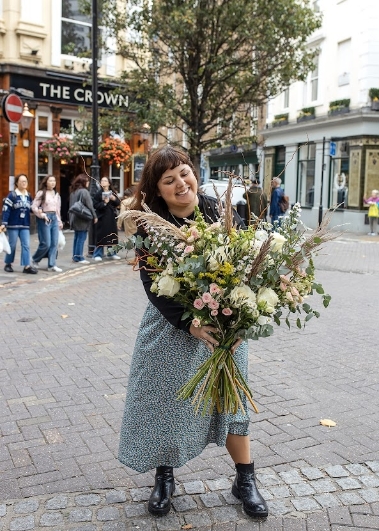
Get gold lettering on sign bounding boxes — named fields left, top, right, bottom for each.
left=348, top=150, right=361, bottom=207
left=364, top=150, right=379, bottom=199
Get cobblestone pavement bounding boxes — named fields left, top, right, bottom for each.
left=0, top=231, right=378, bottom=530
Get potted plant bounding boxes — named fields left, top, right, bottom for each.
left=328, top=99, right=350, bottom=116
left=297, top=107, right=316, bottom=123
left=99, top=137, right=132, bottom=167
left=369, top=88, right=379, bottom=111
left=272, top=113, right=289, bottom=127
left=39, top=134, right=78, bottom=163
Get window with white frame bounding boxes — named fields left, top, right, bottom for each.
left=36, top=141, right=52, bottom=188
left=310, top=55, right=319, bottom=101
left=297, top=143, right=316, bottom=207
left=283, top=88, right=290, bottom=109
left=61, top=1, right=92, bottom=57
left=337, top=39, right=351, bottom=86
left=36, top=111, right=52, bottom=137
left=109, top=164, right=123, bottom=195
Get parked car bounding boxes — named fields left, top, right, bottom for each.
left=200, top=180, right=247, bottom=206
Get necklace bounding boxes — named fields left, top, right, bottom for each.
left=169, top=211, right=185, bottom=227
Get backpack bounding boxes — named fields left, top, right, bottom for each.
left=279, top=194, right=289, bottom=213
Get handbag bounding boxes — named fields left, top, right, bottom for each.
left=58, top=230, right=66, bottom=250
left=69, top=199, right=93, bottom=221
left=0, top=231, right=11, bottom=254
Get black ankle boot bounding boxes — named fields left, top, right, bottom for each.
left=148, top=466, right=175, bottom=516
left=231, top=462, right=268, bottom=518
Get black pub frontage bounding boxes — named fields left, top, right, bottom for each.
left=0, top=64, right=144, bottom=224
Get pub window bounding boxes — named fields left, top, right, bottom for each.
left=109, top=164, right=122, bottom=196
left=62, top=1, right=93, bottom=57
left=297, top=143, right=316, bottom=207
left=36, top=141, right=52, bottom=188
left=60, top=118, right=73, bottom=134
left=36, top=113, right=52, bottom=136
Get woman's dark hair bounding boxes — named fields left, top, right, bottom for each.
left=70, top=173, right=89, bottom=192
left=100, top=175, right=118, bottom=195
left=15, top=174, right=28, bottom=187
left=134, top=145, right=198, bottom=216
left=37, top=175, right=56, bottom=205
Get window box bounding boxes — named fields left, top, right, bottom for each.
left=297, top=114, right=316, bottom=123
left=272, top=114, right=289, bottom=127
left=328, top=99, right=350, bottom=117
left=371, top=100, right=379, bottom=111
left=273, top=119, right=289, bottom=127
left=328, top=107, right=350, bottom=117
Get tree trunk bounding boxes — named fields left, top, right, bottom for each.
left=191, top=152, right=201, bottom=183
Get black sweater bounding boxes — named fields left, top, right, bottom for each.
left=139, top=194, right=243, bottom=333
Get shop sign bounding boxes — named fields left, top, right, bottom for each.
left=10, top=73, right=129, bottom=109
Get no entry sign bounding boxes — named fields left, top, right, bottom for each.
left=2, top=94, right=23, bottom=123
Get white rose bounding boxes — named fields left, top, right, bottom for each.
left=257, top=287, right=279, bottom=313
left=157, top=275, right=180, bottom=297
left=255, top=230, right=269, bottom=242
left=270, top=232, right=286, bottom=253
left=229, top=285, right=257, bottom=309
left=207, top=256, right=219, bottom=271
left=257, top=315, right=271, bottom=326
left=250, top=239, right=263, bottom=252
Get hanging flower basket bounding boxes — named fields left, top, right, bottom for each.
left=99, top=137, right=132, bottom=167
left=39, top=134, right=78, bottom=163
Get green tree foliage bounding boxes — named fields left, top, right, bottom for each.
left=95, top=0, right=321, bottom=170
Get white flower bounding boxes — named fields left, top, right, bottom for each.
left=157, top=275, right=180, bottom=297
left=270, top=232, right=286, bottom=253
left=257, top=287, right=279, bottom=314
left=257, top=315, right=271, bottom=326
left=255, top=230, right=269, bottom=242
left=229, top=285, right=257, bottom=309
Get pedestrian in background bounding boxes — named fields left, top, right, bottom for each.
left=92, top=176, right=121, bottom=261
left=364, top=189, right=379, bottom=236
left=31, top=175, right=63, bottom=272
left=269, top=177, right=284, bottom=225
left=118, top=146, right=268, bottom=520
left=118, top=187, right=137, bottom=265
left=243, top=179, right=268, bottom=223
left=1, top=174, right=38, bottom=274
left=69, top=173, right=97, bottom=264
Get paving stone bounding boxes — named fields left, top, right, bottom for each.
left=68, top=508, right=93, bottom=522
left=352, top=514, right=379, bottom=529
left=305, top=512, right=330, bottom=531
left=270, top=485, right=291, bottom=498
left=97, top=507, right=120, bottom=521
left=14, top=500, right=39, bottom=514
left=255, top=474, right=281, bottom=487
left=183, top=480, right=206, bottom=494
left=310, top=478, right=337, bottom=493
left=39, top=512, right=64, bottom=526
left=337, top=492, right=365, bottom=505
left=9, top=516, right=35, bottom=531
left=200, top=492, right=223, bottom=508
left=105, top=490, right=127, bottom=503
left=220, top=490, right=242, bottom=505
left=346, top=464, right=368, bottom=475
left=130, top=487, right=152, bottom=502
left=327, top=506, right=353, bottom=525
left=210, top=506, right=239, bottom=523
left=124, top=503, right=147, bottom=518
left=282, top=517, right=306, bottom=531
left=206, top=478, right=232, bottom=491
left=0, top=505, right=6, bottom=517
left=300, top=467, right=324, bottom=480
left=171, top=494, right=197, bottom=512
left=366, top=461, right=379, bottom=473
left=324, top=465, right=349, bottom=478
left=290, top=482, right=315, bottom=497
left=335, top=477, right=361, bottom=490
left=45, top=495, right=68, bottom=510
left=103, top=523, right=127, bottom=531
left=236, top=520, right=261, bottom=531
left=359, top=488, right=379, bottom=503
left=213, top=522, right=237, bottom=531
left=156, top=514, right=181, bottom=531
left=314, top=493, right=340, bottom=508
left=69, top=526, right=96, bottom=531
left=279, top=470, right=303, bottom=484
left=129, top=519, right=153, bottom=531
left=359, top=475, right=379, bottom=487
left=291, top=497, right=321, bottom=512
left=267, top=499, right=291, bottom=516
left=184, top=511, right=212, bottom=527
left=74, top=494, right=101, bottom=506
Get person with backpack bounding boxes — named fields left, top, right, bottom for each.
left=1, top=174, right=38, bottom=274
left=31, top=175, right=63, bottom=272
left=269, top=177, right=288, bottom=225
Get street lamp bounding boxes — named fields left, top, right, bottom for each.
left=20, top=103, right=34, bottom=146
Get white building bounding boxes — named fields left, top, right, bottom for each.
left=260, top=0, right=379, bottom=232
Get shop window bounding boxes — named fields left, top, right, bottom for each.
left=330, top=143, right=349, bottom=209
left=62, top=1, right=92, bottom=57
left=274, top=146, right=286, bottom=184
left=297, top=143, right=316, bottom=207
left=109, top=164, right=122, bottom=195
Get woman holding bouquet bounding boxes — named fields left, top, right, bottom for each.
left=118, top=146, right=268, bottom=519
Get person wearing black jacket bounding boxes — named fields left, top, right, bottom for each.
left=92, top=176, right=121, bottom=261
left=118, top=146, right=268, bottom=520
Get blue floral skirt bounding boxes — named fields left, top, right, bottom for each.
left=118, top=303, right=250, bottom=472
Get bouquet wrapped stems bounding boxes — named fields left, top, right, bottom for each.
left=177, top=335, right=259, bottom=416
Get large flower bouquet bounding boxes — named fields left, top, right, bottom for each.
left=39, top=135, right=78, bottom=163
left=99, top=137, right=132, bottom=166
left=118, top=183, right=335, bottom=416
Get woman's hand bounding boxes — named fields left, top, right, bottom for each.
left=94, top=217, right=98, bottom=224
left=231, top=338, right=242, bottom=354
left=104, top=197, right=110, bottom=204
left=189, top=324, right=219, bottom=352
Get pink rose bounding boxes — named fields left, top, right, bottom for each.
left=194, top=298, right=205, bottom=310
left=211, top=309, right=218, bottom=316
left=202, top=292, right=212, bottom=303
left=192, top=318, right=201, bottom=327
left=208, top=299, right=219, bottom=310
left=209, top=283, right=221, bottom=295
left=190, top=227, right=200, bottom=239
left=184, top=245, right=194, bottom=254
left=222, top=308, right=232, bottom=316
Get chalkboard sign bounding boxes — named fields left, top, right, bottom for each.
left=131, top=154, right=147, bottom=184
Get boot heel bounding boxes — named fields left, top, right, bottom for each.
left=231, top=485, right=241, bottom=499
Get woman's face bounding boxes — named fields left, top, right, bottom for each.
left=101, top=177, right=110, bottom=190
left=46, top=177, right=56, bottom=190
left=157, top=164, right=198, bottom=212
left=16, top=175, right=28, bottom=191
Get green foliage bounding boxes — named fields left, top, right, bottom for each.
left=274, top=113, right=289, bottom=122
left=369, top=88, right=379, bottom=101
left=329, top=99, right=350, bottom=111
left=100, top=0, right=321, bottom=165
left=298, top=106, right=315, bottom=117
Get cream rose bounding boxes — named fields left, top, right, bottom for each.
left=270, top=232, right=286, bottom=253
left=257, top=287, right=279, bottom=313
left=229, top=285, right=257, bottom=309
left=157, top=275, right=180, bottom=297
